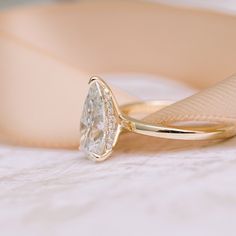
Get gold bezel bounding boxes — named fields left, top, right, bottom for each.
left=84, top=76, right=122, bottom=161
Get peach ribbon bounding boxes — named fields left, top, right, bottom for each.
left=0, top=1, right=236, bottom=148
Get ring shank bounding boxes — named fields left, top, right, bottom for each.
left=120, top=101, right=236, bottom=140
left=120, top=100, right=172, bottom=116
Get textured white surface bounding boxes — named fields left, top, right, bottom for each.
left=0, top=75, right=236, bottom=236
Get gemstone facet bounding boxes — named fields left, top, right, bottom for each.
left=80, top=79, right=119, bottom=161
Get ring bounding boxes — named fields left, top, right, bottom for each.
left=80, top=76, right=235, bottom=161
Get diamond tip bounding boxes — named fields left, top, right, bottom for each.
left=89, top=76, right=108, bottom=86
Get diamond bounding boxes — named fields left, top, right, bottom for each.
left=80, top=78, right=119, bottom=161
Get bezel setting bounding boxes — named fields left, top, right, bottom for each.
left=80, top=76, right=121, bottom=161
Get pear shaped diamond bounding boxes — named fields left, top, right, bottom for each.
left=80, top=78, right=119, bottom=161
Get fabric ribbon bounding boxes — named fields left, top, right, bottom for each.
left=0, top=1, right=236, bottom=148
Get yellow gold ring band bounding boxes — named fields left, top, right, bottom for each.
left=120, top=101, right=235, bottom=141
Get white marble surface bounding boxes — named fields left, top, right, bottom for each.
left=1, top=75, right=236, bottom=236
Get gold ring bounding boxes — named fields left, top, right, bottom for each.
left=80, top=76, right=235, bottom=161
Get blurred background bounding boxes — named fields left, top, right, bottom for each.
left=0, top=0, right=69, bottom=9
left=1, top=0, right=236, bottom=13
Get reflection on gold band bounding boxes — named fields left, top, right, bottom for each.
left=120, top=101, right=236, bottom=141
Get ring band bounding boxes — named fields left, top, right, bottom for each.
left=121, top=101, right=234, bottom=140
left=80, top=76, right=235, bottom=161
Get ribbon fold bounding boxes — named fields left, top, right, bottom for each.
left=0, top=1, right=236, bottom=148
